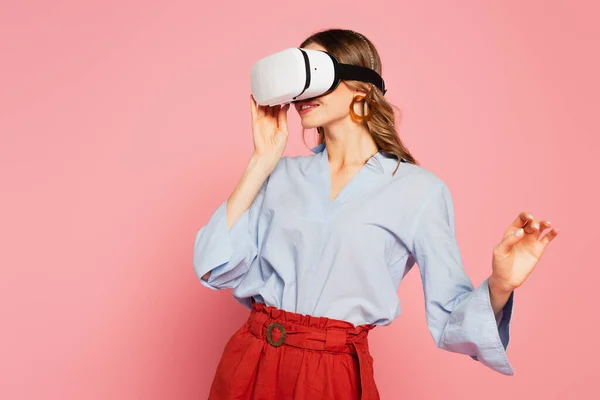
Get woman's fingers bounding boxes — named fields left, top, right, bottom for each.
left=524, top=217, right=540, bottom=234
left=540, top=227, right=559, bottom=246
left=538, top=220, right=552, bottom=235
left=509, top=211, right=540, bottom=235
left=251, top=98, right=286, bottom=121
left=253, top=95, right=268, bottom=119
left=505, top=211, right=556, bottom=241
left=258, top=102, right=268, bottom=119
left=278, top=103, right=290, bottom=133
left=496, top=222, right=527, bottom=256
left=505, top=212, right=533, bottom=237
left=250, top=94, right=258, bottom=122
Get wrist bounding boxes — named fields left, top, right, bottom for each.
left=489, top=274, right=515, bottom=296
left=249, top=153, right=278, bottom=176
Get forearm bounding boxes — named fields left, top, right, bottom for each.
left=488, top=275, right=514, bottom=318
left=226, top=154, right=275, bottom=230
left=201, top=153, right=275, bottom=282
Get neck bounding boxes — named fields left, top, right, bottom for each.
left=321, top=117, right=378, bottom=169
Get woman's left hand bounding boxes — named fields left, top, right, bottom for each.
left=490, top=212, right=559, bottom=293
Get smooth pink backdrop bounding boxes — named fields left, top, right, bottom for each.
left=1, top=0, right=597, bottom=399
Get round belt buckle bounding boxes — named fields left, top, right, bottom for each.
left=266, top=321, right=286, bottom=347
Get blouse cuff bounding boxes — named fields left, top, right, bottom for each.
left=444, top=277, right=515, bottom=375
left=193, top=199, right=254, bottom=290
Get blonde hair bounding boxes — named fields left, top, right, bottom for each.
left=299, top=28, right=419, bottom=175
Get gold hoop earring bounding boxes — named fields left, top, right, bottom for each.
left=349, top=95, right=373, bottom=122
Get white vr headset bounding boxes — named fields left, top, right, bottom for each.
left=250, top=47, right=387, bottom=106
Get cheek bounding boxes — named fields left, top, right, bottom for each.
left=319, top=100, right=351, bottom=121
left=319, top=90, right=352, bottom=114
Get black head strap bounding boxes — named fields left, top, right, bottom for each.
left=336, top=63, right=387, bottom=95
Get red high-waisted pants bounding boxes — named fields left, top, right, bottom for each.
left=208, top=301, right=380, bottom=399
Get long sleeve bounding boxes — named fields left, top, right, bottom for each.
left=409, top=181, right=515, bottom=376
left=193, top=176, right=269, bottom=290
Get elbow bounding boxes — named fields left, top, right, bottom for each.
left=193, top=254, right=225, bottom=290
left=194, top=262, right=226, bottom=290
left=193, top=257, right=251, bottom=291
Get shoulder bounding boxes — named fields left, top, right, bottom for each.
left=388, top=161, right=449, bottom=202
left=270, top=152, right=320, bottom=176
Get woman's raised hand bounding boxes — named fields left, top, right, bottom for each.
left=491, top=212, right=559, bottom=293
left=250, top=95, right=290, bottom=163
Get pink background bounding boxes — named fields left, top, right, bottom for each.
left=1, top=0, right=598, bottom=398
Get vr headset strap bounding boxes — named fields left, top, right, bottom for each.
left=337, top=63, right=387, bottom=95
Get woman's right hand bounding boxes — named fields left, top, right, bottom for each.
left=250, top=94, right=290, bottom=163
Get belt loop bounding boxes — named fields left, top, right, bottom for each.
left=324, top=329, right=347, bottom=352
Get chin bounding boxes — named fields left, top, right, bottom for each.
left=299, top=118, right=323, bottom=130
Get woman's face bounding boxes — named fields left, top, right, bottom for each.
left=294, top=43, right=364, bottom=130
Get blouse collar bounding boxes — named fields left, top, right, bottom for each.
left=310, top=142, right=388, bottom=174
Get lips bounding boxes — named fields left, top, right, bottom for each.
left=295, top=101, right=320, bottom=116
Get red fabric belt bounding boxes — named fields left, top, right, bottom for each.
left=246, top=301, right=379, bottom=399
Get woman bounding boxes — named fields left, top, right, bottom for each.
left=193, top=29, right=559, bottom=399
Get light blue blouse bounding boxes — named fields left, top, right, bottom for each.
left=193, top=142, right=515, bottom=376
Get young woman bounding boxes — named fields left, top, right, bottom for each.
left=193, top=29, right=559, bottom=399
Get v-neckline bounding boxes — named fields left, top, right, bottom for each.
left=321, top=145, right=377, bottom=206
